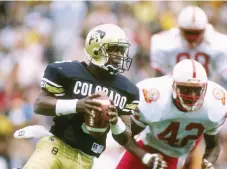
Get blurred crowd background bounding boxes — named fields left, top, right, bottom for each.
left=0, top=1, right=227, bottom=169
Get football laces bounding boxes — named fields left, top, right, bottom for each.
left=89, top=110, right=95, bottom=126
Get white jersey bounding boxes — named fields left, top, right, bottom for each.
left=150, top=25, right=227, bottom=80
left=133, top=76, right=227, bottom=157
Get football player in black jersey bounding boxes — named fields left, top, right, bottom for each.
left=20, top=24, right=139, bottom=169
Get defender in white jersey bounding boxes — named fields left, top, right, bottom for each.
left=117, top=60, right=226, bottom=169
left=151, top=6, right=227, bottom=82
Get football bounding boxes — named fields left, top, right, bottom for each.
left=84, top=91, right=111, bottom=139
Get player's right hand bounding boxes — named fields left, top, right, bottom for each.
left=76, top=93, right=103, bottom=117
left=142, top=153, right=167, bottom=169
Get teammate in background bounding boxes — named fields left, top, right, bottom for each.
left=151, top=6, right=227, bottom=84
left=116, top=59, right=225, bottom=169
left=19, top=24, right=139, bottom=169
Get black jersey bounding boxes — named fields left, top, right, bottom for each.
left=41, top=61, right=139, bottom=157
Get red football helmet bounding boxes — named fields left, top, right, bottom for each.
left=172, top=59, right=208, bottom=112
left=177, top=6, right=208, bottom=47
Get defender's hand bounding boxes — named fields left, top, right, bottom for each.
left=108, top=104, right=118, bottom=125
left=142, top=153, right=167, bottom=169
left=76, top=93, right=103, bottom=117
left=202, top=159, right=214, bottom=169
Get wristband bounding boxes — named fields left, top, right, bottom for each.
left=142, top=153, right=154, bottom=165
left=55, top=99, right=78, bottom=116
left=110, top=117, right=126, bottom=135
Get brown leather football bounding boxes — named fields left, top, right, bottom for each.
left=84, top=91, right=111, bottom=139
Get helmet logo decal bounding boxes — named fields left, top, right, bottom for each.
left=142, top=88, right=160, bottom=103
left=212, top=88, right=226, bottom=105
left=89, top=30, right=106, bottom=45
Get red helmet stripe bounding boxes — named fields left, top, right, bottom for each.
left=192, top=60, right=196, bottom=78
left=192, top=7, right=196, bottom=24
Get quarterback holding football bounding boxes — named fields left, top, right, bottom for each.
left=15, top=24, right=139, bottom=169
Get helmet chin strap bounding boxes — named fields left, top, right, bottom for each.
left=105, top=65, right=119, bottom=75
left=89, top=59, right=120, bottom=75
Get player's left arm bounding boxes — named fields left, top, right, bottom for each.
left=108, top=106, right=132, bottom=145
left=109, top=98, right=140, bottom=145
left=202, top=85, right=227, bottom=167
left=201, top=117, right=226, bottom=168
left=122, top=107, right=167, bottom=168
left=203, top=133, right=221, bottom=167
left=109, top=87, right=140, bottom=146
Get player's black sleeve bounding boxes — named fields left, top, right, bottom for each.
left=40, top=64, right=65, bottom=97
left=121, top=87, right=140, bottom=115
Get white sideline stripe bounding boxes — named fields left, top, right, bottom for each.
left=42, top=78, right=63, bottom=87
left=86, top=125, right=108, bottom=132
left=55, top=93, right=65, bottom=96
left=131, top=115, right=146, bottom=128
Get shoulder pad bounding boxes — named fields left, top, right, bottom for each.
left=206, top=81, right=227, bottom=122
left=137, top=76, right=173, bottom=122
left=206, top=27, right=227, bottom=51
left=49, top=60, right=73, bottom=68
left=207, top=81, right=226, bottom=105
left=42, top=63, right=66, bottom=96
left=50, top=61, right=97, bottom=81
left=114, top=74, right=139, bottom=96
